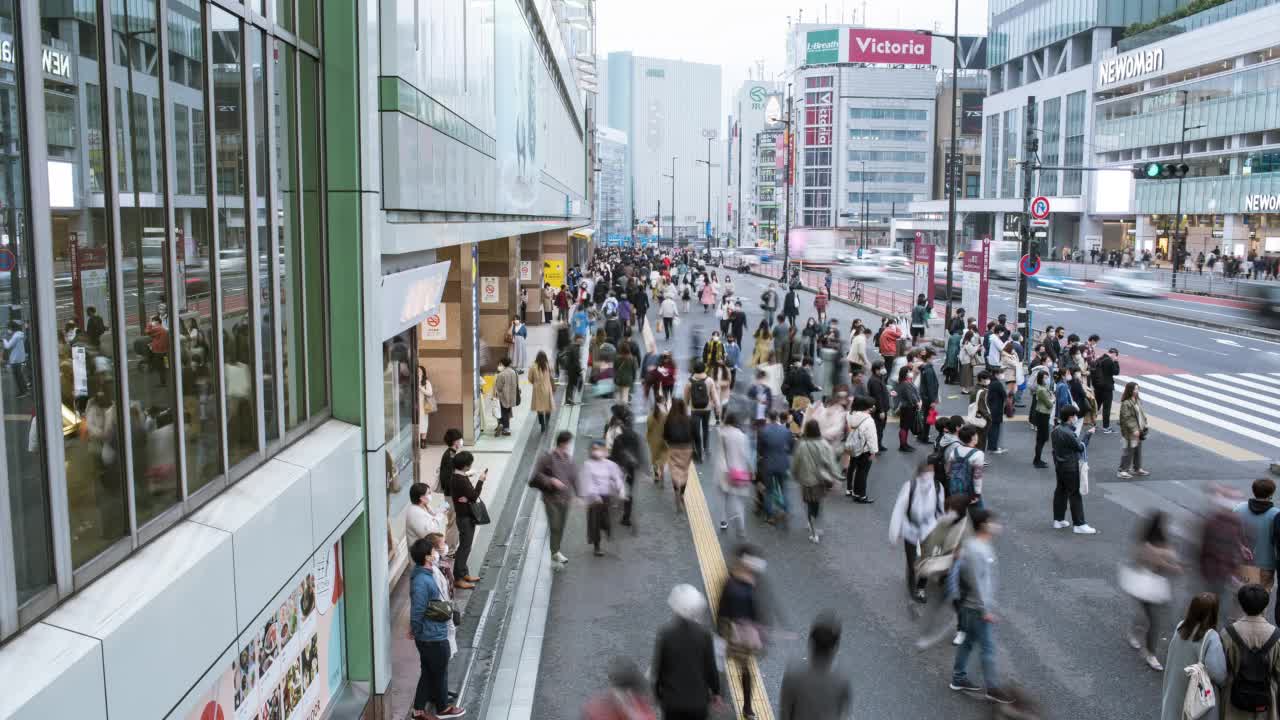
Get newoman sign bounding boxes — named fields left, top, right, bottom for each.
left=847, top=29, right=931, bottom=65
left=1098, top=48, right=1164, bottom=88
left=1244, top=194, right=1280, bottom=213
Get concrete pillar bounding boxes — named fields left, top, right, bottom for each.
left=417, top=244, right=483, bottom=443
left=519, top=233, right=548, bottom=324
left=476, top=236, right=518, bottom=376
left=1223, top=215, right=1246, bottom=257
left=542, top=230, right=570, bottom=300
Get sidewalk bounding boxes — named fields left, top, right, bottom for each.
left=386, top=323, right=557, bottom=717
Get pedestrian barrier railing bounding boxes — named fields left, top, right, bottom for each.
left=752, top=260, right=913, bottom=316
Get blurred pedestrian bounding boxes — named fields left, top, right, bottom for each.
left=758, top=410, right=795, bottom=525
left=949, top=508, right=1014, bottom=704
left=578, top=439, right=626, bottom=557
left=779, top=612, right=852, bottom=720
left=890, top=460, right=945, bottom=604
left=652, top=585, right=722, bottom=719
left=717, top=546, right=771, bottom=720
left=1160, top=593, right=1227, bottom=720
left=581, top=659, right=656, bottom=720
left=528, top=431, right=576, bottom=570
left=792, top=420, right=842, bottom=544
left=606, top=404, right=645, bottom=528
left=663, top=399, right=695, bottom=513
left=718, top=413, right=752, bottom=539
left=915, top=494, right=972, bottom=650
left=1200, top=485, right=1247, bottom=621
left=646, top=400, right=669, bottom=487
left=1122, top=511, right=1181, bottom=670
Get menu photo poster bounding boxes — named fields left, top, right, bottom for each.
left=186, top=541, right=346, bottom=720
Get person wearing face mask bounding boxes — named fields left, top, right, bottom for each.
left=985, top=368, right=1008, bottom=455
left=867, top=361, right=892, bottom=453
left=895, top=366, right=922, bottom=452
left=529, top=431, right=577, bottom=569
left=916, top=349, right=940, bottom=445
left=801, top=317, right=822, bottom=363
left=890, top=460, right=946, bottom=603
left=579, top=439, right=627, bottom=557
left=406, top=482, right=448, bottom=547
left=424, top=532, right=459, bottom=658
left=1032, top=371, right=1054, bottom=469
left=408, top=537, right=467, bottom=719
left=702, top=331, right=726, bottom=369
left=1091, top=347, right=1121, bottom=433
left=449, top=451, right=487, bottom=589
left=717, top=546, right=773, bottom=720
left=438, top=428, right=464, bottom=496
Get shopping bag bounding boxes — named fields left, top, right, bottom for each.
left=1080, top=460, right=1090, bottom=495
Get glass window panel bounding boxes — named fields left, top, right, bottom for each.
left=249, top=29, right=277, bottom=441
left=43, top=0, right=131, bottom=567
left=274, top=0, right=294, bottom=32
left=298, top=0, right=318, bottom=46
left=171, top=0, right=222, bottom=493
left=299, top=53, right=326, bottom=413
left=274, top=42, right=303, bottom=431
left=113, top=0, right=180, bottom=525
left=211, top=6, right=258, bottom=465
left=1, top=2, right=54, bottom=606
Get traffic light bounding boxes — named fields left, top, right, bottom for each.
left=1132, top=162, right=1189, bottom=179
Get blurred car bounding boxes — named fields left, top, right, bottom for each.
left=1098, top=269, right=1164, bottom=297
left=836, top=258, right=885, bottom=281
left=1240, top=284, right=1280, bottom=330
left=836, top=252, right=857, bottom=264
left=867, top=247, right=909, bottom=269
left=1028, top=267, right=1086, bottom=294
left=734, top=247, right=772, bottom=270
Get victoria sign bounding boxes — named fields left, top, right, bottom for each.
left=847, top=29, right=931, bottom=65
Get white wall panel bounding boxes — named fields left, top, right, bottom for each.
left=277, top=421, right=364, bottom=549
left=0, top=624, right=106, bottom=720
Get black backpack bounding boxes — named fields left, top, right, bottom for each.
left=1226, top=624, right=1280, bottom=712
left=690, top=378, right=710, bottom=410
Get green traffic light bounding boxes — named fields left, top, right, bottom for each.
left=1144, top=162, right=1163, bottom=178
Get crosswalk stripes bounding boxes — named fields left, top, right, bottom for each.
left=1115, top=372, right=1280, bottom=451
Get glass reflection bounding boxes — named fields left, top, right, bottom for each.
left=1, top=0, right=54, bottom=605
left=299, top=53, right=326, bottom=412
left=42, top=0, right=130, bottom=566
left=274, top=41, right=304, bottom=430
left=249, top=29, right=277, bottom=441
left=170, top=0, right=222, bottom=492
left=212, top=6, right=258, bottom=465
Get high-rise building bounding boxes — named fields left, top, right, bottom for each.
left=595, top=127, right=630, bottom=242
left=1, top=1, right=594, bottom=717
left=729, top=80, right=783, bottom=246
left=606, top=53, right=723, bottom=242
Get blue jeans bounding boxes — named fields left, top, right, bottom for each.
left=952, top=607, right=998, bottom=688
left=763, top=471, right=789, bottom=518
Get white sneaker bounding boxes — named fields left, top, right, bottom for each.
left=992, top=448, right=1008, bottom=455
left=1135, top=469, right=1150, bottom=477
left=553, top=552, right=569, bottom=564
left=1073, top=524, right=1099, bottom=535
left=952, top=631, right=966, bottom=646
left=1053, top=520, right=1070, bottom=529
left=1116, top=470, right=1133, bottom=479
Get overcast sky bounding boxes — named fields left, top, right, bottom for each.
left=597, top=0, right=991, bottom=124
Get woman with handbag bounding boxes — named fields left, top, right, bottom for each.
left=417, top=367, right=436, bottom=449
left=889, top=460, right=945, bottom=603
left=1161, top=593, right=1227, bottom=720
left=1124, top=511, right=1182, bottom=671
left=791, top=420, right=843, bottom=544
left=717, top=545, right=771, bottom=720
left=408, top=538, right=467, bottom=719
left=895, top=365, right=922, bottom=452
left=448, top=452, right=487, bottom=590
left=1118, top=381, right=1150, bottom=479
left=958, top=330, right=982, bottom=393
left=718, top=413, right=753, bottom=539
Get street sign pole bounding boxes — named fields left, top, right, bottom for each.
left=1018, top=96, right=1038, bottom=356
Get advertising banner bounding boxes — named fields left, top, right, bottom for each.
left=805, top=29, right=840, bottom=64
left=184, top=541, right=346, bottom=720
left=847, top=29, right=932, bottom=65
left=543, top=260, right=565, bottom=288
left=961, top=92, right=984, bottom=135
left=961, top=239, right=991, bottom=330
left=913, top=242, right=935, bottom=308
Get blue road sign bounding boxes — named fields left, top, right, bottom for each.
left=0, top=248, right=14, bottom=272
left=1019, top=253, right=1041, bottom=276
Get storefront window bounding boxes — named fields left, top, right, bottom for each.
left=43, top=0, right=131, bottom=567
left=212, top=6, right=258, bottom=465
left=249, top=29, right=278, bottom=441
left=171, top=0, right=222, bottom=493
left=274, top=41, right=304, bottom=431
left=2, top=1, right=54, bottom=605
left=299, top=53, right=326, bottom=412
left=383, top=330, right=415, bottom=520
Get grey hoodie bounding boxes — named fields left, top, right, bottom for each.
left=959, top=535, right=997, bottom=613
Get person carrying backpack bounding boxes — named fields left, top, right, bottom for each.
left=683, top=362, right=720, bottom=464
left=1221, top=583, right=1280, bottom=719
left=946, top=425, right=985, bottom=508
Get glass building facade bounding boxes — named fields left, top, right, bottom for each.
left=989, top=0, right=1196, bottom=66
left=2, top=0, right=328, bottom=638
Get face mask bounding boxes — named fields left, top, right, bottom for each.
left=591, top=450, right=606, bottom=460
left=919, top=471, right=935, bottom=483
left=878, top=369, right=887, bottom=376
left=65, top=331, right=76, bottom=342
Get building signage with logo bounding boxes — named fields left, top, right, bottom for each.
left=0, top=36, right=75, bottom=81
left=1244, top=194, right=1280, bottom=213
left=961, top=92, right=983, bottom=135
left=847, top=29, right=931, bottom=65
left=1098, top=48, right=1163, bottom=88
left=805, top=29, right=840, bottom=65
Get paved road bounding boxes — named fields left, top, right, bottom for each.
left=531, top=269, right=1267, bottom=719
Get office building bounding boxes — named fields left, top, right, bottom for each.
left=1092, top=0, right=1280, bottom=259
left=606, top=52, right=723, bottom=242
left=595, top=127, right=630, bottom=242
left=0, top=1, right=594, bottom=718
left=729, top=79, right=783, bottom=246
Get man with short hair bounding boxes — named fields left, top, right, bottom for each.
left=493, top=356, right=518, bottom=436
left=1091, top=348, right=1121, bottom=433
left=1236, top=478, right=1280, bottom=596
left=949, top=508, right=1013, bottom=705
left=529, top=431, right=577, bottom=568
left=1051, top=405, right=1097, bottom=535
left=684, top=361, right=720, bottom=463
left=779, top=612, right=852, bottom=720
left=1220, top=583, right=1280, bottom=715
left=758, top=411, right=796, bottom=522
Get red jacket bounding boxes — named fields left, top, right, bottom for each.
left=878, top=325, right=902, bottom=356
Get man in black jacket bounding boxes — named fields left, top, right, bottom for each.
left=1091, top=347, right=1120, bottom=433
left=1051, top=406, right=1097, bottom=534
left=782, top=358, right=820, bottom=406
left=916, top=349, right=941, bottom=444
left=652, top=584, right=722, bottom=719
left=867, top=360, right=892, bottom=453
left=631, top=286, right=649, bottom=328
left=986, top=369, right=1008, bottom=454
left=783, top=286, right=800, bottom=327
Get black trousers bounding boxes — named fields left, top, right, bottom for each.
left=499, top=404, right=511, bottom=431
left=587, top=500, right=612, bottom=547
left=663, top=317, right=674, bottom=339
left=1033, top=411, right=1050, bottom=463
left=1097, top=386, right=1114, bottom=428
left=846, top=452, right=872, bottom=497
left=564, top=374, right=581, bottom=403
left=874, top=413, right=887, bottom=450
left=454, top=515, right=476, bottom=580
left=691, top=410, right=711, bottom=460
left=904, top=540, right=925, bottom=594
left=413, top=639, right=450, bottom=712
left=1053, top=465, right=1085, bottom=525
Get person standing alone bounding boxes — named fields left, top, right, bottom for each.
left=1051, top=406, right=1098, bottom=535
left=1235, top=478, right=1280, bottom=601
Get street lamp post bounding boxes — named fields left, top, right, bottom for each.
left=1170, top=89, right=1206, bottom=292
left=663, top=156, right=676, bottom=246
left=696, top=130, right=719, bottom=248
left=918, top=18, right=961, bottom=327
left=769, top=86, right=795, bottom=279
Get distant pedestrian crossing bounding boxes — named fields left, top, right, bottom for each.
left=1115, top=372, right=1280, bottom=451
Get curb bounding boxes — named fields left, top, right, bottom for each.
left=1026, top=288, right=1280, bottom=343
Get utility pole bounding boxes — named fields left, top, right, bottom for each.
left=859, top=160, right=867, bottom=250
left=736, top=118, right=743, bottom=248
left=1169, top=89, right=1204, bottom=292
left=1017, top=95, right=1038, bottom=351
left=663, top=156, right=676, bottom=246
left=917, top=15, right=962, bottom=327
left=697, top=131, right=718, bottom=248
left=782, top=86, right=794, bottom=280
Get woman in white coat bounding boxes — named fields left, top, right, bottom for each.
left=717, top=413, right=753, bottom=540
left=888, top=459, right=945, bottom=603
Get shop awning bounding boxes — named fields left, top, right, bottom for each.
left=380, top=260, right=451, bottom=339
left=569, top=227, right=595, bottom=241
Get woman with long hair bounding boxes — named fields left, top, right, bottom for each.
left=791, top=420, right=841, bottom=544
left=958, top=329, right=980, bottom=393
left=716, top=545, right=770, bottom=720
left=699, top=272, right=716, bottom=311
left=717, top=413, right=752, bottom=538
left=751, top=319, right=773, bottom=367
left=646, top=399, right=669, bottom=487
left=1125, top=510, right=1181, bottom=671
left=663, top=399, right=695, bottom=512
left=895, top=365, right=922, bottom=452
left=527, top=351, right=555, bottom=433
left=1160, top=593, right=1226, bottom=720
left=417, top=367, right=436, bottom=448
left=1118, top=381, right=1150, bottom=479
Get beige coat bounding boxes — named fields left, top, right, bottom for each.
left=493, top=367, right=519, bottom=408
left=1222, top=616, right=1280, bottom=720
left=527, top=364, right=554, bottom=413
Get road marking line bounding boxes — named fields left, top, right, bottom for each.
left=1242, top=373, right=1280, bottom=388
left=1117, top=374, right=1280, bottom=450
left=1122, top=377, right=1280, bottom=432
left=1138, top=375, right=1280, bottom=417
left=1166, top=374, right=1280, bottom=409
left=1209, top=373, right=1280, bottom=394
left=684, top=465, right=774, bottom=720
left=1144, top=416, right=1265, bottom=463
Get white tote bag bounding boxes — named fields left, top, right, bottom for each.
left=1079, top=460, right=1090, bottom=495
left=1182, top=633, right=1217, bottom=720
